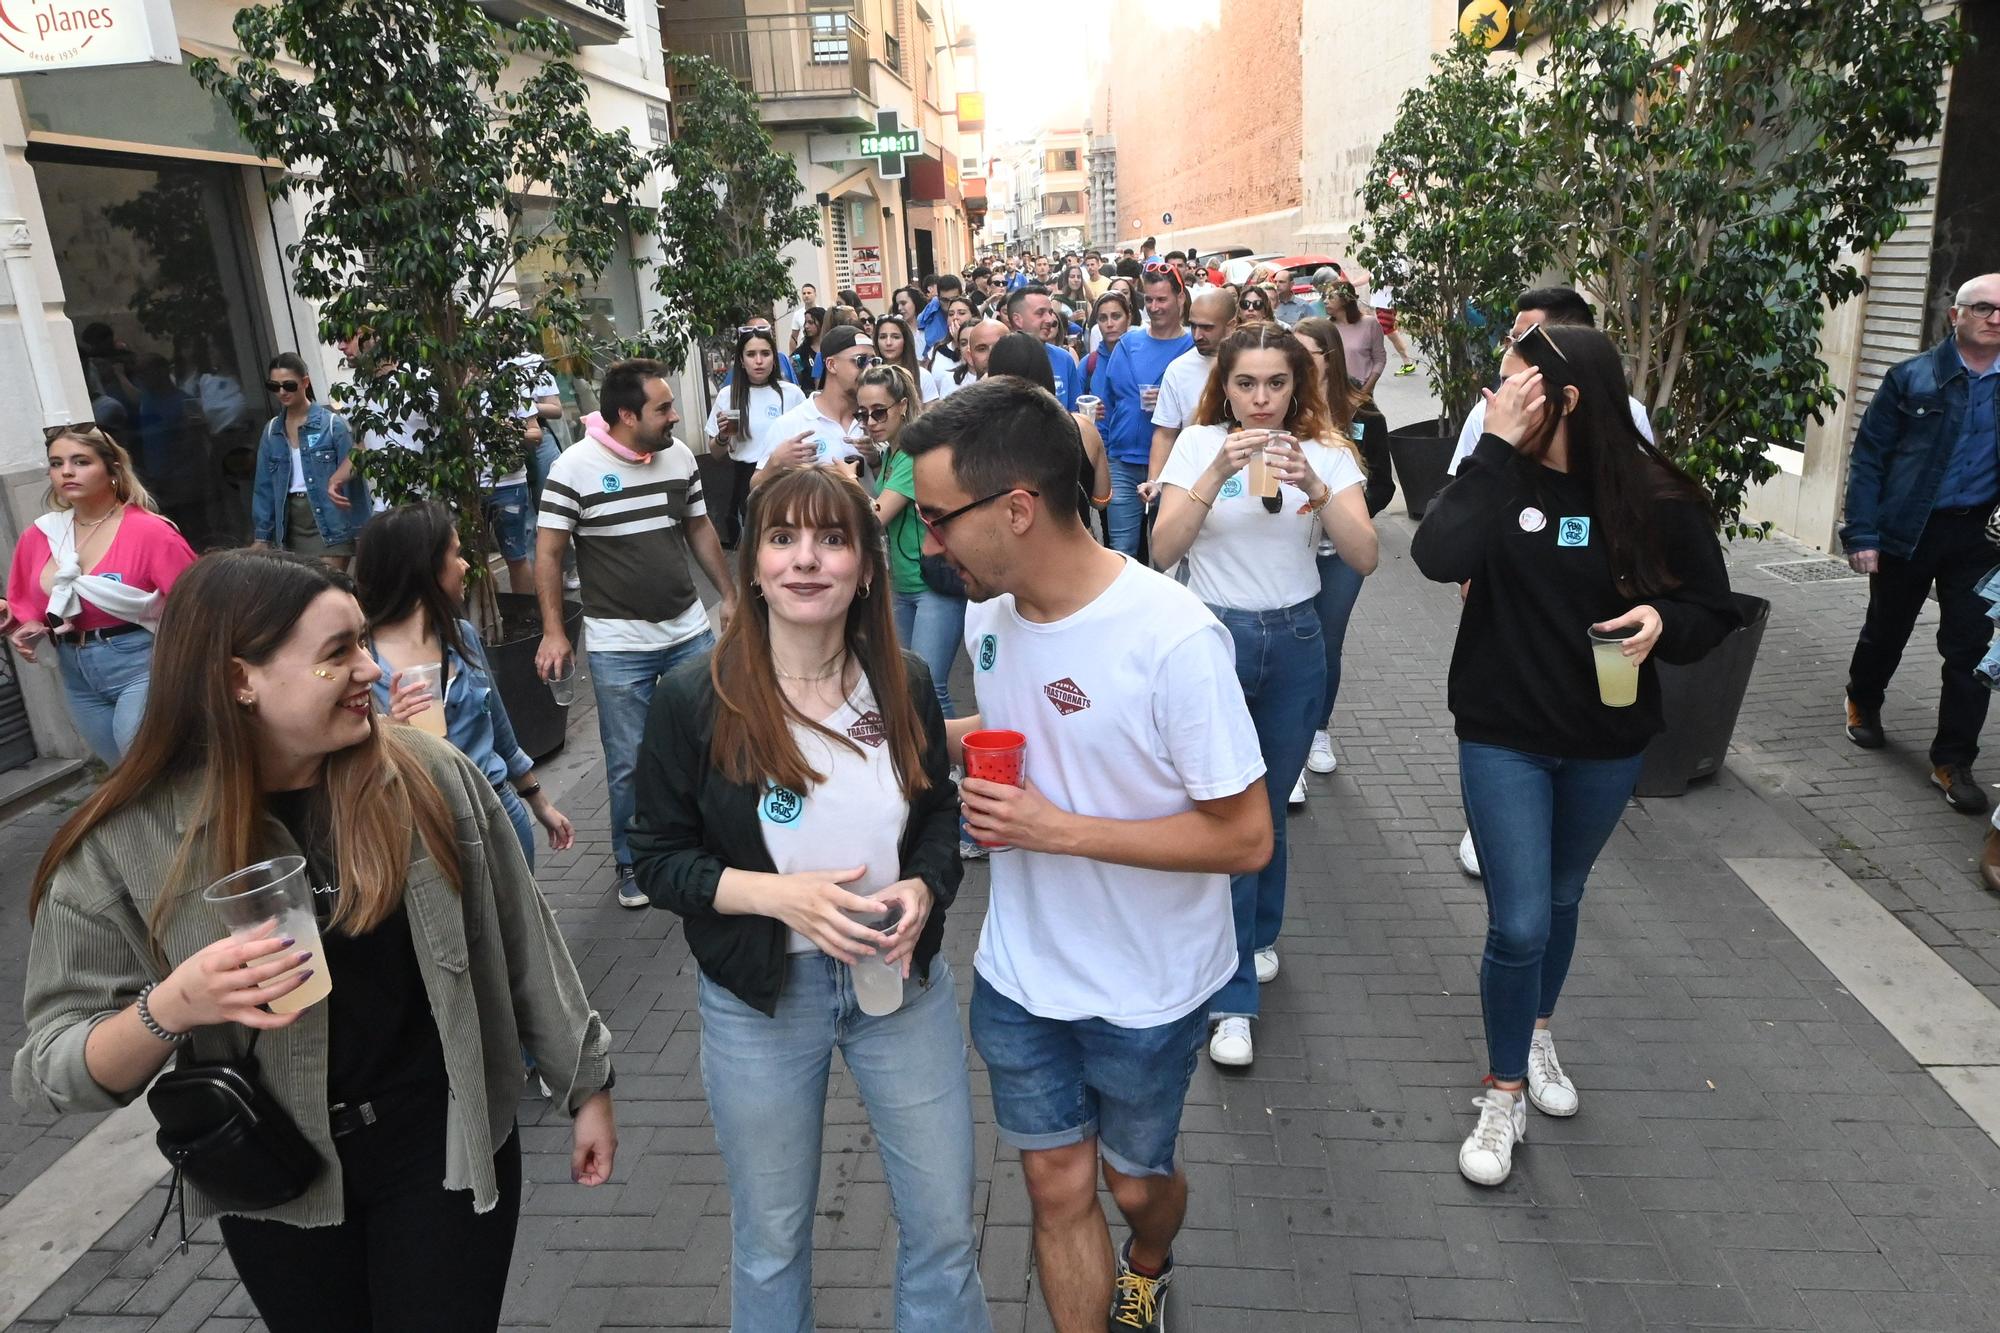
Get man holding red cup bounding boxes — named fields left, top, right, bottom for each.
left=900, top=378, right=1272, bottom=1333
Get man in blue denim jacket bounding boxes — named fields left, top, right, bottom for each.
left=1842, top=274, right=2000, bottom=813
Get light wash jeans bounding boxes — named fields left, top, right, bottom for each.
left=1207, top=601, right=1325, bottom=1020
left=1105, top=458, right=1151, bottom=557
left=56, top=629, right=155, bottom=764
left=593, top=630, right=716, bottom=866
left=893, top=588, right=966, bottom=717
left=699, top=955, right=991, bottom=1333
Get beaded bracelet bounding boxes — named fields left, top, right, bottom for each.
left=136, top=982, right=188, bottom=1044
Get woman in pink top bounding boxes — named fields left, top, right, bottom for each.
left=7, top=426, right=196, bottom=762
left=1326, top=282, right=1388, bottom=396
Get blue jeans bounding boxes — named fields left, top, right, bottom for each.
left=594, top=630, right=716, bottom=866
left=1207, top=601, right=1325, bottom=1020
left=484, top=483, right=533, bottom=562
left=56, top=629, right=155, bottom=764
left=1313, top=551, right=1367, bottom=725
left=497, top=782, right=535, bottom=872
left=1105, top=458, right=1150, bottom=556
left=1459, top=742, right=1644, bottom=1081
left=893, top=589, right=965, bottom=717
left=699, top=955, right=990, bottom=1333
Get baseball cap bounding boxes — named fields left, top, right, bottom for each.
left=820, top=326, right=876, bottom=359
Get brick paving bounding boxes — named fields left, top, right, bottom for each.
left=8, top=515, right=2000, bottom=1330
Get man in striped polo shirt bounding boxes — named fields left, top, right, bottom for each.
left=535, top=358, right=736, bottom=906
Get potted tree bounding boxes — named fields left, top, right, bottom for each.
left=1527, top=0, right=1963, bottom=793
left=1351, top=37, right=1553, bottom=519
left=195, top=0, right=661, bottom=756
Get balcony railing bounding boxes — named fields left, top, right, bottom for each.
left=481, top=0, right=625, bottom=44
left=665, top=13, right=872, bottom=107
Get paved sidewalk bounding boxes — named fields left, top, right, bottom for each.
left=6, top=516, right=2000, bottom=1330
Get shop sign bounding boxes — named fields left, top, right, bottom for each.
left=0, top=0, right=179, bottom=76
left=851, top=243, right=883, bottom=302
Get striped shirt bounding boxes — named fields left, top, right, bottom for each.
left=538, top=438, right=709, bottom=652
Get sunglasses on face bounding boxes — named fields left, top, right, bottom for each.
left=1242, top=300, right=1267, bottom=312
left=266, top=380, right=302, bottom=393
left=858, top=404, right=904, bottom=423
left=850, top=354, right=883, bottom=369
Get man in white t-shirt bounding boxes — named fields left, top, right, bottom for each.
left=759, top=325, right=881, bottom=479
left=900, top=377, right=1271, bottom=1333
left=1146, top=288, right=1238, bottom=487
left=535, top=358, right=735, bottom=906
left=1370, top=283, right=1418, bottom=374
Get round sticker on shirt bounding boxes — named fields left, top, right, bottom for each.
left=602, top=474, right=624, bottom=493
left=1219, top=476, right=1245, bottom=501
left=760, top=785, right=803, bottom=825
left=1518, top=506, right=1547, bottom=533
left=977, top=633, right=998, bottom=672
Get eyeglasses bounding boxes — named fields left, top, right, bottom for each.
left=855, top=405, right=898, bottom=422
left=917, top=487, right=1041, bottom=539
left=265, top=380, right=302, bottom=393
left=1963, top=301, right=2000, bottom=321
left=1510, top=322, right=1570, bottom=363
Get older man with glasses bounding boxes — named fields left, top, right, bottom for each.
left=1842, top=273, right=2000, bottom=826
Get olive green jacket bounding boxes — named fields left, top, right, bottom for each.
left=10, top=732, right=612, bottom=1226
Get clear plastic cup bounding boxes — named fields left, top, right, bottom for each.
left=201, top=856, right=329, bottom=1013
left=962, top=729, right=1026, bottom=851
left=1589, top=625, right=1641, bottom=708
left=1140, top=383, right=1160, bottom=412
left=548, top=661, right=579, bottom=707
left=396, top=663, right=447, bottom=738
left=842, top=898, right=906, bottom=1017
left=1076, top=394, right=1103, bottom=422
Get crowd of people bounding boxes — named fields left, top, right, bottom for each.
left=53, top=238, right=1980, bottom=1333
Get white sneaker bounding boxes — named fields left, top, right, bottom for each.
left=1209, top=1017, right=1253, bottom=1066
left=1457, top=829, right=1482, bottom=878
left=1288, top=772, right=1307, bottom=808
left=1458, top=1089, right=1527, bottom=1186
left=1527, top=1029, right=1579, bottom=1117
left=1254, top=948, right=1280, bottom=983
left=1307, top=730, right=1338, bottom=774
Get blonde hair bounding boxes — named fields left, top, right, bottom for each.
left=44, top=427, right=159, bottom=515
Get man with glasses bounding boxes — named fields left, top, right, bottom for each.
left=901, top=377, right=1270, bottom=1333
left=1842, top=273, right=2000, bottom=826
left=760, top=325, right=883, bottom=478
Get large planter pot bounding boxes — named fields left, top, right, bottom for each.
left=488, top=591, right=584, bottom=761
left=1388, top=418, right=1454, bottom=521
left=1635, top=593, right=1772, bottom=798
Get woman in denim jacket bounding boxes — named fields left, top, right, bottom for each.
left=252, top=353, right=368, bottom=568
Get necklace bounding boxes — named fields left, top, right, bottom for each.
left=774, top=651, right=847, bottom=683
left=73, top=505, right=117, bottom=533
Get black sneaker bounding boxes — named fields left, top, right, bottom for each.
left=615, top=864, right=648, bottom=909
left=1932, top=765, right=1990, bottom=814
left=1109, top=1238, right=1173, bottom=1331
left=1845, top=697, right=1886, bottom=749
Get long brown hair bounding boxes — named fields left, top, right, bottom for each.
left=1293, top=317, right=1362, bottom=437
left=710, top=467, right=931, bottom=799
left=30, top=550, right=462, bottom=942
left=1194, top=323, right=1347, bottom=462
left=44, top=426, right=158, bottom=514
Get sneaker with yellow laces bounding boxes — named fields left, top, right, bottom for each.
left=1109, top=1237, right=1173, bottom=1331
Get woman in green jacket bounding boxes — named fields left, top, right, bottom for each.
left=13, top=548, right=617, bottom=1332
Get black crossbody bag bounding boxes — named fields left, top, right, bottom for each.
left=145, top=1029, right=321, bottom=1254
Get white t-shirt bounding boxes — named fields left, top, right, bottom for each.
left=1152, top=347, right=1214, bottom=430
left=288, top=443, right=308, bottom=495
left=1161, top=424, right=1367, bottom=610
left=965, top=558, right=1265, bottom=1027
left=934, top=369, right=977, bottom=400
left=1370, top=286, right=1397, bottom=311
left=758, top=676, right=911, bottom=954
left=1449, top=396, right=1657, bottom=475
left=706, top=381, right=806, bottom=464
left=759, top=393, right=866, bottom=469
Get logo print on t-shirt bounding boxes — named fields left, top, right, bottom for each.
left=760, top=785, right=803, bottom=824
left=601, top=474, right=624, bottom=493
left=978, top=634, right=998, bottom=671
left=1219, top=476, right=1244, bottom=501
left=847, top=711, right=887, bottom=748
left=1557, top=517, right=1591, bottom=547
left=1044, top=677, right=1091, bottom=716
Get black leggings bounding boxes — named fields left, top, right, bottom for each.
left=219, top=1126, right=522, bottom=1332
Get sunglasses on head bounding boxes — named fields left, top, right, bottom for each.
left=1508, top=322, right=1570, bottom=363
left=44, top=421, right=107, bottom=443
left=265, top=379, right=302, bottom=393
left=855, top=404, right=897, bottom=422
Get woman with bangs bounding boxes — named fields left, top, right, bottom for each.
left=1150, top=323, right=1379, bottom=1069
left=627, top=468, right=987, bottom=1331
left=14, top=547, right=617, bottom=1330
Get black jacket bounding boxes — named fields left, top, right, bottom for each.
left=627, top=650, right=962, bottom=1016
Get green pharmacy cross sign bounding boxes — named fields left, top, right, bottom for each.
left=859, top=109, right=922, bottom=180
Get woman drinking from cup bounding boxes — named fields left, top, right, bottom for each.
left=354, top=502, right=574, bottom=869
left=1150, top=323, right=1378, bottom=1069
left=1411, top=324, right=1738, bottom=1188
left=14, top=547, right=617, bottom=1330
left=708, top=328, right=807, bottom=546
left=6, top=426, right=196, bottom=763
left=251, top=353, right=368, bottom=569
left=627, top=467, right=988, bottom=1332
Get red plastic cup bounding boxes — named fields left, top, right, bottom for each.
left=961, top=729, right=1026, bottom=849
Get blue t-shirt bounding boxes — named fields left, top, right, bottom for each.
left=1046, top=343, right=1082, bottom=411
left=1005, top=272, right=1029, bottom=292
left=1100, top=327, right=1195, bottom=465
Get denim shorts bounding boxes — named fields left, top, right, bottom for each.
left=969, top=971, right=1205, bottom=1178
left=484, top=483, right=532, bottom=562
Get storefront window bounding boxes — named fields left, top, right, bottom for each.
left=31, top=148, right=272, bottom=551
left=510, top=197, right=645, bottom=424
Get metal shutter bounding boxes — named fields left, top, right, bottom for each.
left=0, top=653, right=38, bottom=773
